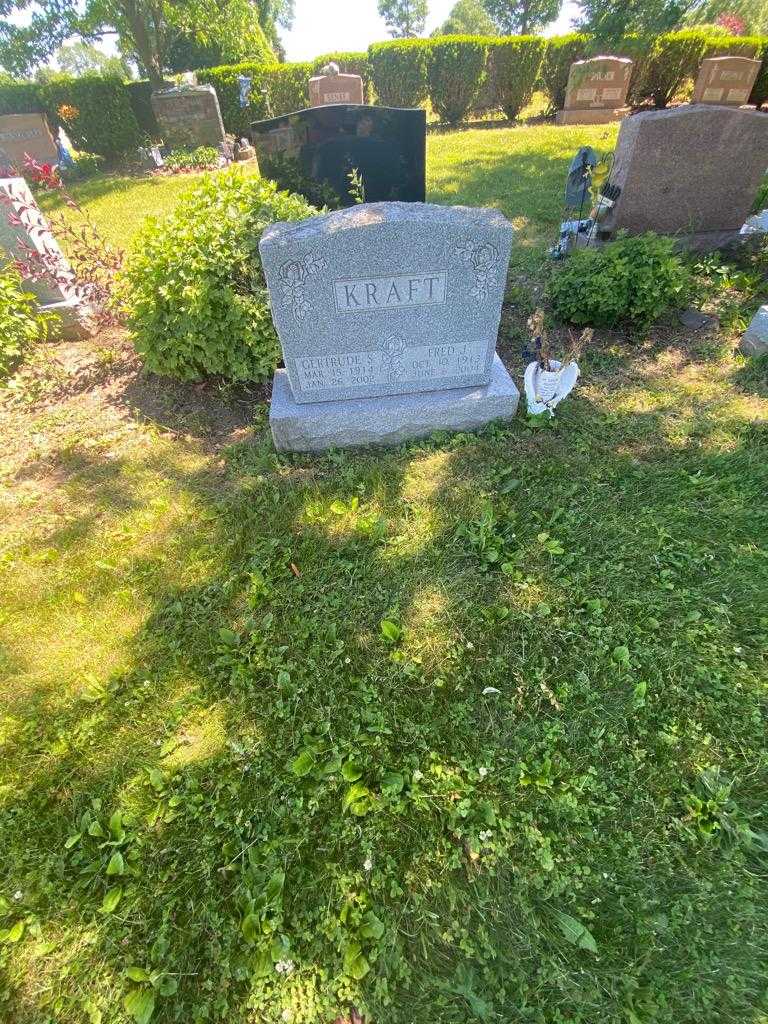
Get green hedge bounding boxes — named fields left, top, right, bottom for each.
left=750, top=37, right=768, bottom=105
left=368, top=39, right=431, bottom=107
left=125, top=81, right=159, bottom=139
left=428, top=36, right=488, bottom=124
left=197, top=61, right=271, bottom=135
left=539, top=34, right=591, bottom=111
left=637, top=29, right=757, bottom=107
left=487, top=36, right=546, bottom=119
left=265, top=63, right=312, bottom=116
left=0, top=73, right=141, bottom=156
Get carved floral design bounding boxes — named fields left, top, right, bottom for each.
left=383, top=334, right=407, bottom=384
left=456, top=240, right=500, bottom=301
left=279, top=251, right=327, bottom=322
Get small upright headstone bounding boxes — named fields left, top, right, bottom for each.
left=601, top=105, right=768, bottom=249
left=309, top=62, right=364, bottom=107
left=251, top=105, right=426, bottom=208
left=0, top=176, right=91, bottom=336
left=739, top=305, right=768, bottom=356
left=259, top=202, right=519, bottom=450
left=692, top=55, right=761, bottom=106
left=151, top=85, right=225, bottom=148
left=555, top=56, right=633, bottom=125
left=0, top=113, right=58, bottom=170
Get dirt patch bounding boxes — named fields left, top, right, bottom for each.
left=1, top=329, right=266, bottom=450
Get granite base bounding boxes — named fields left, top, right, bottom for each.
left=270, top=353, right=520, bottom=451
left=555, top=107, right=631, bottom=125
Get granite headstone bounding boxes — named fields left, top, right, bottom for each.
left=259, top=202, right=519, bottom=449
left=151, top=85, right=225, bottom=148
left=251, top=105, right=425, bottom=208
left=0, top=113, right=58, bottom=169
left=601, top=105, right=768, bottom=249
left=692, top=56, right=761, bottom=106
left=556, top=56, right=633, bottom=125
left=309, top=70, right=364, bottom=107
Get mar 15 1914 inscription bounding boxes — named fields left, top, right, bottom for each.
left=259, top=203, right=514, bottom=404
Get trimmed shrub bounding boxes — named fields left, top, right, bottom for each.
left=126, top=81, right=159, bottom=139
left=0, top=262, right=52, bottom=380
left=487, top=36, right=546, bottom=120
left=539, top=34, right=590, bottom=111
left=750, top=37, right=768, bottom=106
left=265, top=63, right=313, bottom=115
left=368, top=39, right=430, bottom=107
left=634, top=29, right=753, bottom=107
left=0, top=80, right=40, bottom=115
left=311, top=52, right=372, bottom=102
left=39, top=74, right=142, bottom=156
left=428, top=36, right=488, bottom=124
left=121, top=170, right=317, bottom=382
left=548, top=234, right=690, bottom=328
left=197, top=61, right=271, bottom=136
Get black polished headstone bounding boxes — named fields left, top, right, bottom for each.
left=250, top=104, right=426, bottom=209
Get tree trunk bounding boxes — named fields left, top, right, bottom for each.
left=118, top=0, right=166, bottom=88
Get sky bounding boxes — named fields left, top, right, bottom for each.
left=281, top=0, right=580, bottom=61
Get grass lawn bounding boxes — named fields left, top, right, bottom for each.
left=1, top=123, right=768, bottom=1024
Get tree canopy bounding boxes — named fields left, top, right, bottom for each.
left=480, top=0, right=561, bottom=34
left=0, top=0, right=286, bottom=85
left=377, top=0, right=429, bottom=37
left=433, top=0, right=497, bottom=34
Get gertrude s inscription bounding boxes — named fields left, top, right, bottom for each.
left=334, top=272, right=446, bottom=312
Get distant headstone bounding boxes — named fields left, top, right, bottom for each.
left=692, top=55, right=760, bottom=106
left=251, top=105, right=426, bottom=208
left=555, top=56, right=633, bottom=125
left=151, top=85, right=225, bottom=148
left=0, top=113, right=58, bottom=170
left=0, top=176, right=91, bottom=336
left=259, top=202, right=519, bottom=450
left=601, top=105, right=768, bottom=249
left=740, top=304, right=768, bottom=356
left=309, top=65, right=364, bottom=107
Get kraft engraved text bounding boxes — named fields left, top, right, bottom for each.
left=334, top=272, right=447, bottom=312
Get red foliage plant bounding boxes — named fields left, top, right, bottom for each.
left=0, top=154, right=124, bottom=327
left=715, top=12, right=746, bottom=34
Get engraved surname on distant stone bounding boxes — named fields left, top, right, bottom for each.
left=334, top=272, right=447, bottom=313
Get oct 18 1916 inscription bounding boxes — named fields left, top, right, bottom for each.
left=259, top=203, right=513, bottom=405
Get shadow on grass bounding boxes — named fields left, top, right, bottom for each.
left=1, top=365, right=767, bottom=1023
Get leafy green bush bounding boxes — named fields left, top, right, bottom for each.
left=197, top=61, right=271, bottom=136
left=0, top=80, right=40, bottom=115
left=487, top=36, right=546, bottom=120
left=164, top=146, right=220, bottom=170
left=121, top=170, right=317, bottom=382
left=428, top=36, right=488, bottom=124
left=59, top=150, right=104, bottom=181
left=539, top=34, right=590, bottom=111
left=368, top=39, right=431, bottom=107
left=311, top=52, right=372, bottom=102
left=0, top=263, right=52, bottom=379
left=548, top=234, right=690, bottom=328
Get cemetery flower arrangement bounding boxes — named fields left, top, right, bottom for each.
left=0, top=262, right=52, bottom=379
left=162, top=146, right=221, bottom=173
left=547, top=233, right=690, bottom=329
left=121, top=169, right=317, bottom=382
